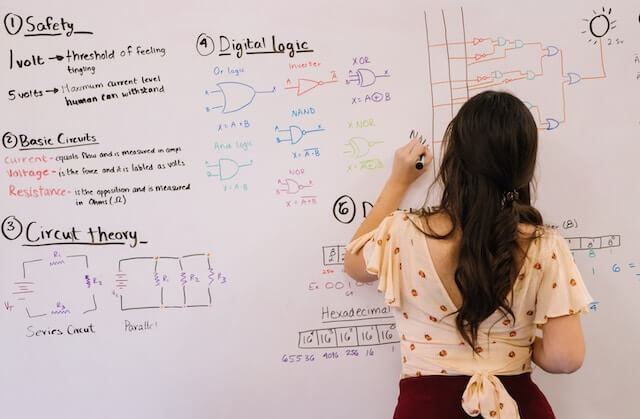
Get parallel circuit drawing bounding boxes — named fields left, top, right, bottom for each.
left=116, top=253, right=226, bottom=311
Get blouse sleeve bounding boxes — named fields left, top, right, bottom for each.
left=534, top=231, right=594, bottom=324
left=346, top=212, right=402, bottom=307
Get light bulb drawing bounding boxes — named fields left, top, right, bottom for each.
left=582, top=7, right=616, bottom=44
left=205, top=82, right=276, bottom=113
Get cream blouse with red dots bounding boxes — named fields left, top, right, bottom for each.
left=347, top=211, right=593, bottom=419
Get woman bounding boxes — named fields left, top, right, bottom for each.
left=344, top=91, right=593, bottom=418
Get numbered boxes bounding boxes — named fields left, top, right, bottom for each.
left=322, top=245, right=346, bottom=266
left=298, top=324, right=399, bottom=348
left=566, top=234, right=621, bottom=251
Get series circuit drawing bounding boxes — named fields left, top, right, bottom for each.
left=205, top=82, right=276, bottom=113
left=275, top=124, right=325, bottom=145
left=346, top=68, right=390, bottom=87
left=423, top=7, right=609, bottom=175
left=116, top=253, right=225, bottom=311
left=206, top=158, right=253, bottom=180
left=12, top=251, right=100, bottom=319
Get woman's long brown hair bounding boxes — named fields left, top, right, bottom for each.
left=420, top=90, right=543, bottom=350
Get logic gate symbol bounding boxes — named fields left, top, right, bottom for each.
left=284, top=72, right=338, bottom=96
left=346, top=68, right=390, bottom=87
left=275, top=125, right=325, bottom=145
left=205, top=82, right=276, bottom=113
left=343, top=137, right=383, bottom=159
left=206, top=158, right=253, bottom=181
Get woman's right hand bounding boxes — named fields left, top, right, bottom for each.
left=389, top=138, right=432, bottom=187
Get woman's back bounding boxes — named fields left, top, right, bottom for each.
left=347, top=210, right=593, bottom=417
left=423, top=212, right=538, bottom=310
left=344, top=90, right=593, bottom=418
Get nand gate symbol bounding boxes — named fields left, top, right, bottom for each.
left=26, top=323, right=95, bottom=338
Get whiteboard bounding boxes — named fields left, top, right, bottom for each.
left=1, top=1, right=638, bottom=418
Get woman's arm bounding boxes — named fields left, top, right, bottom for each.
left=532, top=314, right=586, bottom=373
left=344, top=139, right=432, bottom=282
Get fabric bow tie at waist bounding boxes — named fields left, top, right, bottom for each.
left=461, top=372, right=520, bottom=418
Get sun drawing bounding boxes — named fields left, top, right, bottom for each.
left=582, top=7, right=616, bottom=44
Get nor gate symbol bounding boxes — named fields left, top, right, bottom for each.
left=205, top=82, right=276, bottom=114
left=276, top=178, right=312, bottom=195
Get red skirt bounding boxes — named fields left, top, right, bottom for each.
left=393, top=373, right=555, bottom=419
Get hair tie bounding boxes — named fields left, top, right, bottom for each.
left=501, top=190, right=519, bottom=208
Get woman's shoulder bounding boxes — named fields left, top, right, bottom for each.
left=519, top=225, right=566, bottom=260
left=528, top=225, right=564, bottom=245
left=375, top=210, right=454, bottom=241
left=380, top=210, right=425, bottom=235
left=405, top=209, right=456, bottom=237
